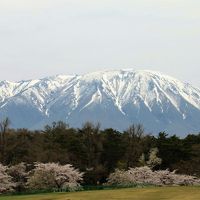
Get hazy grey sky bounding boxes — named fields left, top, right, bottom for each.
left=0, top=0, right=200, bottom=87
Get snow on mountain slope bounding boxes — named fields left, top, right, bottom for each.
left=0, top=69, right=200, bottom=136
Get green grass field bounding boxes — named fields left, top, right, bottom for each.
left=0, top=187, right=200, bottom=200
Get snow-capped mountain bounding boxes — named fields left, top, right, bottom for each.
left=0, top=69, right=200, bottom=136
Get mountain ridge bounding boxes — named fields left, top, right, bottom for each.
left=0, top=69, right=200, bottom=136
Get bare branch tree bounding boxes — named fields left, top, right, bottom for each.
left=0, top=118, right=10, bottom=163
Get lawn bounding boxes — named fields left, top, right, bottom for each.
left=0, top=187, right=200, bottom=200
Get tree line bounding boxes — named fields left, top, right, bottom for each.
left=0, top=119, right=200, bottom=185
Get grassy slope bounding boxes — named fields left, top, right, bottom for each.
left=0, top=187, right=200, bottom=200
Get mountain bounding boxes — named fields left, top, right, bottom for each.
left=0, top=69, right=200, bottom=136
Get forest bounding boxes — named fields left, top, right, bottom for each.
left=0, top=119, right=200, bottom=186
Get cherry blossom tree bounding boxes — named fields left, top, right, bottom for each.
left=27, top=163, right=83, bottom=191
left=107, top=166, right=200, bottom=186
left=139, top=148, right=162, bottom=169
left=0, top=164, right=15, bottom=193
left=8, top=162, right=28, bottom=192
left=146, top=148, right=162, bottom=169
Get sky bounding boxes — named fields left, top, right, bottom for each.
left=0, top=0, right=200, bottom=87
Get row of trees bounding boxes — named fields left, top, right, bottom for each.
left=1, top=148, right=200, bottom=194
left=0, top=120, right=200, bottom=186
